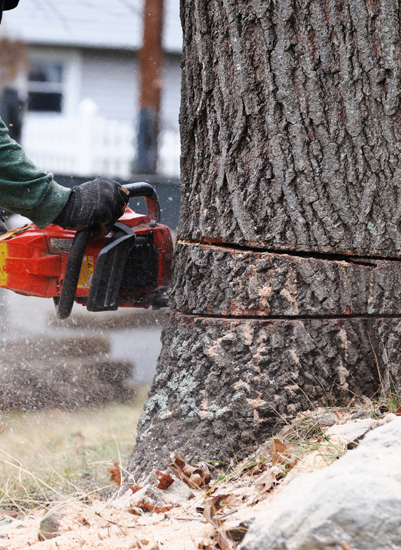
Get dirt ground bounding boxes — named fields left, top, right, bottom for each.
left=0, top=400, right=398, bottom=550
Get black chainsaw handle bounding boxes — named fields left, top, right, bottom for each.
left=56, top=182, right=160, bottom=319
left=124, top=182, right=160, bottom=223
left=56, top=226, right=92, bottom=319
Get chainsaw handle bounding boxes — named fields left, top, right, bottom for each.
left=124, top=182, right=160, bottom=223
left=56, top=183, right=159, bottom=320
left=56, top=226, right=92, bottom=320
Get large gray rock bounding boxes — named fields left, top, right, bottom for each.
left=241, top=418, right=401, bottom=550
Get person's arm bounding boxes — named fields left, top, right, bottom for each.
left=0, top=118, right=71, bottom=228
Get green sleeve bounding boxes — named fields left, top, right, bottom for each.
left=0, top=117, right=71, bottom=228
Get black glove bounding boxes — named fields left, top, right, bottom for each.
left=0, top=210, right=7, bottom=234
left=53, top=177, right=129, bottom=236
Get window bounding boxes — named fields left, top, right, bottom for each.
left=27, top=61, right=64, bottom=113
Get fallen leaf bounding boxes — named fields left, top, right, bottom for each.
left=108, top=462, right=122, bottom=487
left=271, top=439, right=295, bottom=467
left=255, top=470, right=275, bottom=493
left=78, top=517, right=90, bottom=527
left=130, top=485, right=141, bottom=494
left=132, top=485, right=173, bottom=514
left=248, top=462, right=268, bottom=476
left=225, top=519, right=253, bottom=543
left=155, top=470, right=175, bottom=491
left=128, top=506, right=143, bottom=516
left=208, top=494, right=230, bottom=512
left=169, top=455, right=211, bottom=488
left=395, top=405, right=401, bottom=416
left=203, top=500, right=233, bottom=550
left=220, top=493, right=243, bottom=508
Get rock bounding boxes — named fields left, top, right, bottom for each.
left=226, top=520, right=254, bottom=543
left=325, top=421, right=371, bottom=445
left=164, top=479, right=195, bottom=504
left=38, top=512, right=60, bottom=541
left=0, top=516, right=13, bottom=527
left=316, top=413, right=337, bottom=427
left=241, top=418, right=401, bottom=550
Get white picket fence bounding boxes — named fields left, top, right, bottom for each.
left=21, top=99, right=180, bottom=178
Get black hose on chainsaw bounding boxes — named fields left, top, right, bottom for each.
left=56, top=226, right=92, bottom=320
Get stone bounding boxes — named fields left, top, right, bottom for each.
left=325, top=421, right=371, bottom=445
left=241, top=418, right=401, bottom=550
left=38, top=512, right=60, bottom=541
left=128, top=312, right=401, bottom=478
left=164, top=479, right=195, bottom=504
left=0, top=516, right=13, bottom=528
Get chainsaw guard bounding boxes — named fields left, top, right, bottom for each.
left=87, top=222, right=136, bottom=312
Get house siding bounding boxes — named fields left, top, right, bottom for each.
left=161, top=54, right=181, bottom=133
left=80, top=49, right=139, bottom=125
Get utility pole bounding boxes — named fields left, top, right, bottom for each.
left=134, top=0, right=164, bottom=174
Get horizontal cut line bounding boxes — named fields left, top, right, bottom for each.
left=170, top=310, right=401, bottom=322
left=178, top=239, right=401, bottom=266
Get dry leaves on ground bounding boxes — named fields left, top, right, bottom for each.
left=108, top=462, right=122, bottom=487
left=1, top=401, right=399, bottom=550
left=169, top=455, right=211, bottom=488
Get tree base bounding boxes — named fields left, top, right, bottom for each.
left=128, top=312, right=400, bottom=479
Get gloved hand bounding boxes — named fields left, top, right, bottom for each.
left=53, top=177, right=129, bottom=236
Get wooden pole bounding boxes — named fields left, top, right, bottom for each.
left=134, top=0, right=164, bottom=174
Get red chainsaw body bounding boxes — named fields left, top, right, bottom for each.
left=0, top=206, right=173, bottom=308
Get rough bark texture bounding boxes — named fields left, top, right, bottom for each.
left=171, top=242, right=401, bottom=316
left=128, top=313, right=401, bottom=477
left=179, top=0, right=401, bottom=257
left=128, top=0, right=401, bottom=477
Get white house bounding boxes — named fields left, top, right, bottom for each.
left=0, top=0, right=182, bottom=177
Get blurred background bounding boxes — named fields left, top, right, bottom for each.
left=0, top=0, right=183, bottom=501
left=0, top=0, right=182, bottom=411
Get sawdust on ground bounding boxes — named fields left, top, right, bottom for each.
left=0, top=406, right=398, bottom=550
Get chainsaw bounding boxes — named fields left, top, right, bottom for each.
left=0, top=182, right=173, bottom=319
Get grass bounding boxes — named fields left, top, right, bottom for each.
left=0, top=386, right=149, bottom=510
left=1, top=385, right=400, bottom=514
left=205, top=393, right=401, bottom=495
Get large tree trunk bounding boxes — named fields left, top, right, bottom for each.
left=128, top=0, right=401, bottom=477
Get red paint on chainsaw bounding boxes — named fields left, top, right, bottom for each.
left=0, top=206, right=173, bottom=309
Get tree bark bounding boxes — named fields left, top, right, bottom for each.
left=128, top=313, right=401, bottom=477
left=170, top=242, right=401, bottom=317
left=128, top=0, right=401, bottom=476
left=179, top=0, right=401, bottom=257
